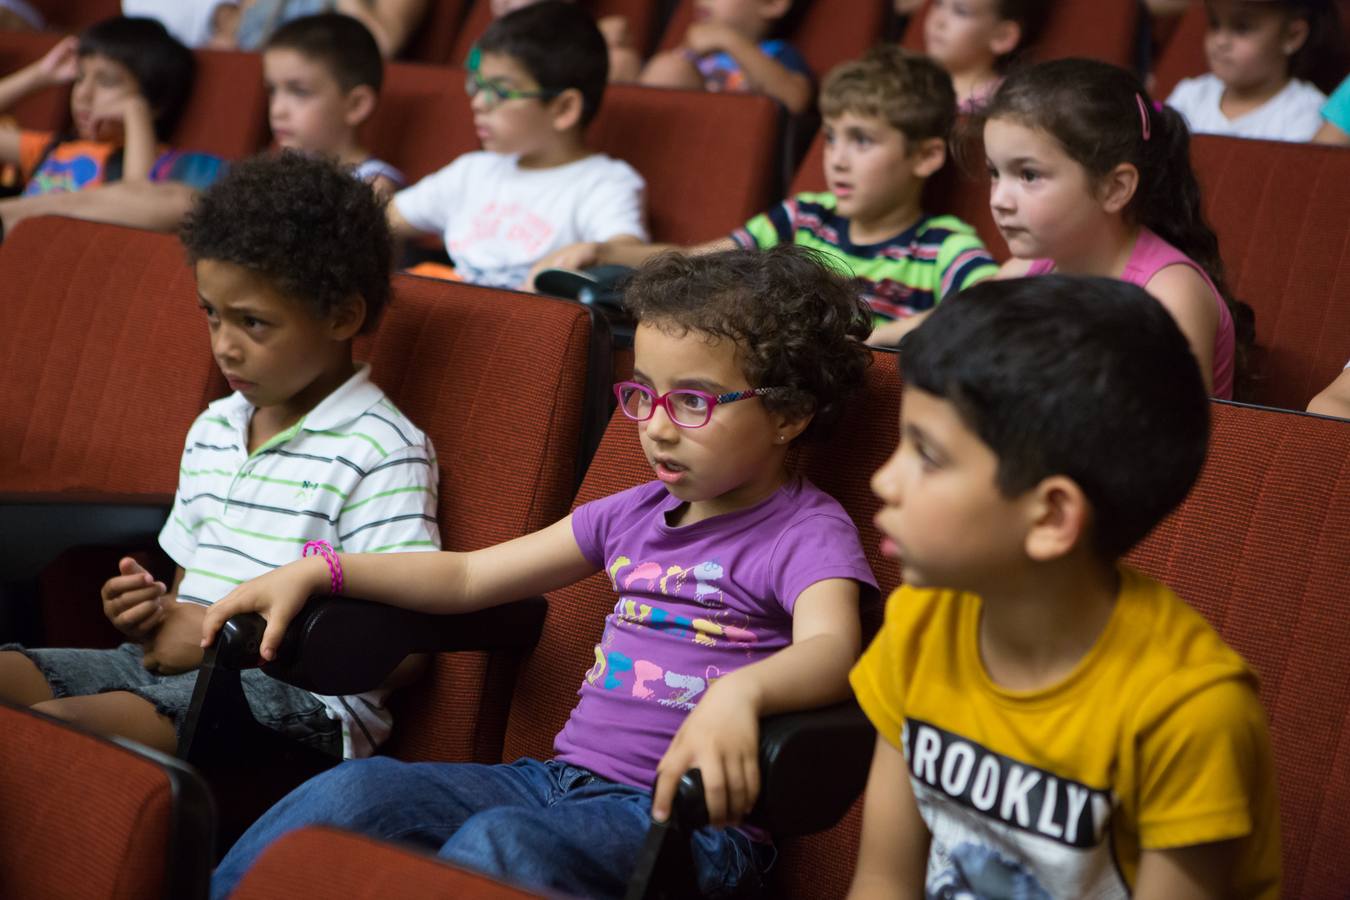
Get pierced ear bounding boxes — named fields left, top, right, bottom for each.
left=911, top=136, right=947, bottom=178
left=343, top=85, right=377, bottom=129
left=330, top=294, right=367, bottom=340
left=549, top=87, right=585, bottom=133
left=771, top=409, right=814, bottom=446
left=1023, top=475, right=1089, bottom=563
left=1281, top=17, right=1310, bottom=56
left=989, top=20, right=1022, bottom=58
left=1098, top=162, right=1138, bottom=215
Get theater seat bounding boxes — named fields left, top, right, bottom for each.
left=364, top=61, right=477, bottom=183
left=399, top=0, right=472, bottom=65
left=451, top=0, right=664, bottom=69
left=0, top=701, right=214, bottom=900
left=0, top=30, right=67, bottom=134
left=173, top=50, right=268, bottom=159
left=1190, top=135, right=1350, bottom=409
left=1128, top=401, right=1350, bottom=899
left=903, top=0, right=1141, bottom=68
left=25, top=0, right=120, bottom=30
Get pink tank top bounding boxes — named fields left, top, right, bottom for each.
left=1027, top=229, right=1236, bottom=399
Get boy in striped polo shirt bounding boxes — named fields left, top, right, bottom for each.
left=0, top=152, right=439, bottom=760
left=531, top=47, right=997, bottom=347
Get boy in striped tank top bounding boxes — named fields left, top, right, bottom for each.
left=532, top=47, right=999, bottom=348
left=0, top=152, right=439, bottom=760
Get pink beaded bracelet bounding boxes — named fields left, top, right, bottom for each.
left=302, top=539, right=343, bottom=595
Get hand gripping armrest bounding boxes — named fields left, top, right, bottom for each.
left=216, top=594, right=549, bottom=696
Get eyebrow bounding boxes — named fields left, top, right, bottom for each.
left=903, top=422, right=946, bottom=455
left=630, top=368, right=727, bottom=393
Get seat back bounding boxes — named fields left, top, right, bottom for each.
left=498, top=352, right=902, bottom=895
left=172, top=49, right=268, bottom=159
left=0, top=30, right=67, bottom=134
left=364, top=61, right=478, bottom=183
left=451, top=0, right=664, bottom=67
left=1190, top=135, right=1350, bottom=409
left=588, top=85, right=782, bottom=243
left=400, top=0, right=473, bottom=65
left=903, top=0, right=1141, bottom=68
left=370, top=276, right=602, bottom=764
left=0, top=702, right=214, bottom=900
left=25, top=0, right=120, bottom=29
left=791, top=125, right=1007, bottom=261
left=1127, top=402, right=1350, bottom=898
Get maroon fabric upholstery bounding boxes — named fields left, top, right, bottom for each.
left=0, top=703, right=174, bottom=899
left=363, top=61, right=478, bottom=183
left=1128, top=402, right=1350, bottom=899
left=0, top=30, right=67, bottom=133
left=27, top=0, right=120, bottom=29
left=451, top=0, right=663, bottom=68
left=1190, top=135, right=1350, bottom=410
left=400, top=0, right=473, bottom=65
left=659, top=0, right=889, bottom=79
left=173, top=50, right=268, bottom=159
left=233, top=826, right=543, bottom=899
left=903, top=0, right=1141, bottom=68
left=498, top=352, right=903, bottom=898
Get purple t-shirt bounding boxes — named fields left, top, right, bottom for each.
left=554, top=477, right=877, bottom=790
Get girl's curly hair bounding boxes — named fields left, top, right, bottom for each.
left=621, top=245, right=873, bottom=441
left=180, top=151, right=393, bottom=333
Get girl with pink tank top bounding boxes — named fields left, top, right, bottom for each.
left=977, top=59, right=1241, bottom=399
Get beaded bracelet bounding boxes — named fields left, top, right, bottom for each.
left=302, top=539, right=343, bottom=595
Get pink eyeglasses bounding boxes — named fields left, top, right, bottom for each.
left=613, top=381, right=782, bottom=429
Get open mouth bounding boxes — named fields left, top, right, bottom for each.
left=654, top=458, right=688, bottom=484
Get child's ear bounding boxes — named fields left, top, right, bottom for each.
left=989, top=20, right=1023, bottom=58
left=343, top=85, right=378, bottom=130
left=330, top=294, right=367, bottom=341
left=1281, top=15, right=1311, bottom=57
left=1023, top=475, right=1090, bottom=563
left=910, top=136, right=947, bottom=178
left=1097, top=162, right=1138, bottom=215
left=548, top=87, right=584, bottom=133
left=770, top=410, right=813, bottom=446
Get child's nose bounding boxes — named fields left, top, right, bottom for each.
left=644, top=404, right=680, bottom=441
left=870, top=454, right=904, bottom=505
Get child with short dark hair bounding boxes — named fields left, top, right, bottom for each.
left=849, top=275, right=1279, bottom=899
left=0, top=152, right=439, bottom=762
left=390, top=1, right=646, bottom=289
left=554, top=47, right=997, bottom=346
left=263, top=13, right=403, bottom=196
left=1167, top=0, right=1337, bottom=141
left=984, top=58, right=1240, bottom=398
left=0, top=17, right=222, bottom=196
left=204, top=245, right=879, bottom=899
left=922, top=0, right=1048, bottom=109
left=640, top=0, right=814, bottom=113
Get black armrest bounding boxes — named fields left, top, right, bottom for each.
left=214, top=594, right=549, bottom=695
left=0, top=493, right=173, bottom=581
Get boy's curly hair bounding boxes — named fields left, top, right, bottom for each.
left=622, top=246, right=873, bottom=441
left=820, top=45, right=956, bottom=144
left=180, top=152, right=392, bottom=333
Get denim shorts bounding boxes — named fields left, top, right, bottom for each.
left=3, top=641, right=342, bottom=756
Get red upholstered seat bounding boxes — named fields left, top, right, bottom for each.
left=172, top=50, right=268, bottom=159
left=903, top=0, right=1141, bottom=68
left=25, top=0, right=120, bottom=30
left=1128, top=401, right=1350, bottom=899
left=1189, top=135, right=1350, bottom=410
left=364, top=61, right=478, bottom=183
left=400, top=0, right=473, bottom=65
left=0, top=30, right=67, bottom=133
left=0, top=702, right=213, bottom=899
left=232, top=826, right=543, bottom=899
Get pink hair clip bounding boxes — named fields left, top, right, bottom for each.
left=1136, top=92, right=1152, bottom=141
left=303, top=539, right=344, bottom=595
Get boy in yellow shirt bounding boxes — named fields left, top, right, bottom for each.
left=848, top=275, right=1280, bottom=899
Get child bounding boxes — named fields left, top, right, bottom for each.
left=263, top=13, right=404, bottom=196
left=390, top=1, right=646, bottom=289
left=1167, top=0, right=1332, bottom=141
left=640, top=0, right=814, bottom=114
left=202, top=246, right=879, bottom=899
left=984, top=58, right=1239, bottom=398
left=848, top=275, right=1279, bottom=899
left=922, top=0, right=1048, bottom=110
left=541, top=48, right=998, bottom=347
left=488, top=0, right=644, bottom=83
left=0, top=17, right=223, bottom=197
left=0, top=153, right=440, bottom=761
left=1308, top=361, right=1350, bottom=417
left=1314, top=72, right=1350, bottom=143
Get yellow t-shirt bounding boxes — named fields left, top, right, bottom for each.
left=850, top=566, right=1280, bottom=898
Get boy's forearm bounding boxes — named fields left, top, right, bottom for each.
left=119, top=99, right=158, bottom=181
left=717, top=33, right=813, bottom=114
left=0, top=180, right=198, bottom=235
left=595, top=239, right=677, bottom=268
left=0, top=62, right=50, bottom=113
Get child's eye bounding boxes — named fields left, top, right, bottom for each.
left=243, top=316, right=267, bottom=330
left=986, top=164, right=999, bottom=181
left=676, top=392, right=709, bottom=413
left=1019, top=168, right=1041, bottom=183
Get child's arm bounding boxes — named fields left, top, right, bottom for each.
left=1308, top=366, right=1350, bottom=418
left=650, top=578, right=861, bottom=827
left=1145, top=264, right=1220, bottom=394
left=334, top=0, right=426, bottom=58
left=90, top=94, right=157, bottom=181
left=847, top=735, right=930, bottom=899
left=0, top=35, right=79, bottom=163
left=867, top=311, right=930, bottom=347
left=683, top=24, right=813, bottom=114
left=525, top=236, right=736, bottom=287
left=200, top=516, right=597, bottom=660
left=1134, top=841, right=1243, bottom=900
left=101, top=556, right=173, bottom=641
left=0, top=180, right=198, bottom=235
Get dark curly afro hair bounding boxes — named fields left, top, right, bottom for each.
left=181, top=151, right=392, bottom=333
left=622, top=245, right=873, bottom=441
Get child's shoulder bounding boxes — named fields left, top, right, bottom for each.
left=913, top=213, right=984, bottom=241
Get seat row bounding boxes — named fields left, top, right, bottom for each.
left=0, top=214, right=1348, bottom=897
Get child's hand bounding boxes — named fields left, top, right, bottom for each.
left=597, top=15, right=632, bottom=49
left=89, top=94, right=150, bottom=143
left=101, top=557, right=168, bottom=641
left=684, top=22, right=737, bottom=57
left=652, top=677, right=762, bottom=828
left=35, top=36, right=79, bottom=87
left=199, top=555, right=328, bottom=660
left=141, top=600, right=206, bottom=675
left=526, top=242, right=601, bottom=290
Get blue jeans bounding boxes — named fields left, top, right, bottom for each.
left=212, top=756, right=775, bottom=899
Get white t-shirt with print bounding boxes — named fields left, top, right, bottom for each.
left=394, top=151, right=647, bottom=289
left=1167, top=73, right=1327, bottom=142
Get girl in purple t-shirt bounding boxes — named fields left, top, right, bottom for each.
left=204, top=246, right=879, bottom=900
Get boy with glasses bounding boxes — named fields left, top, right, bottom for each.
left=389, top=1, right=646, bottom=289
